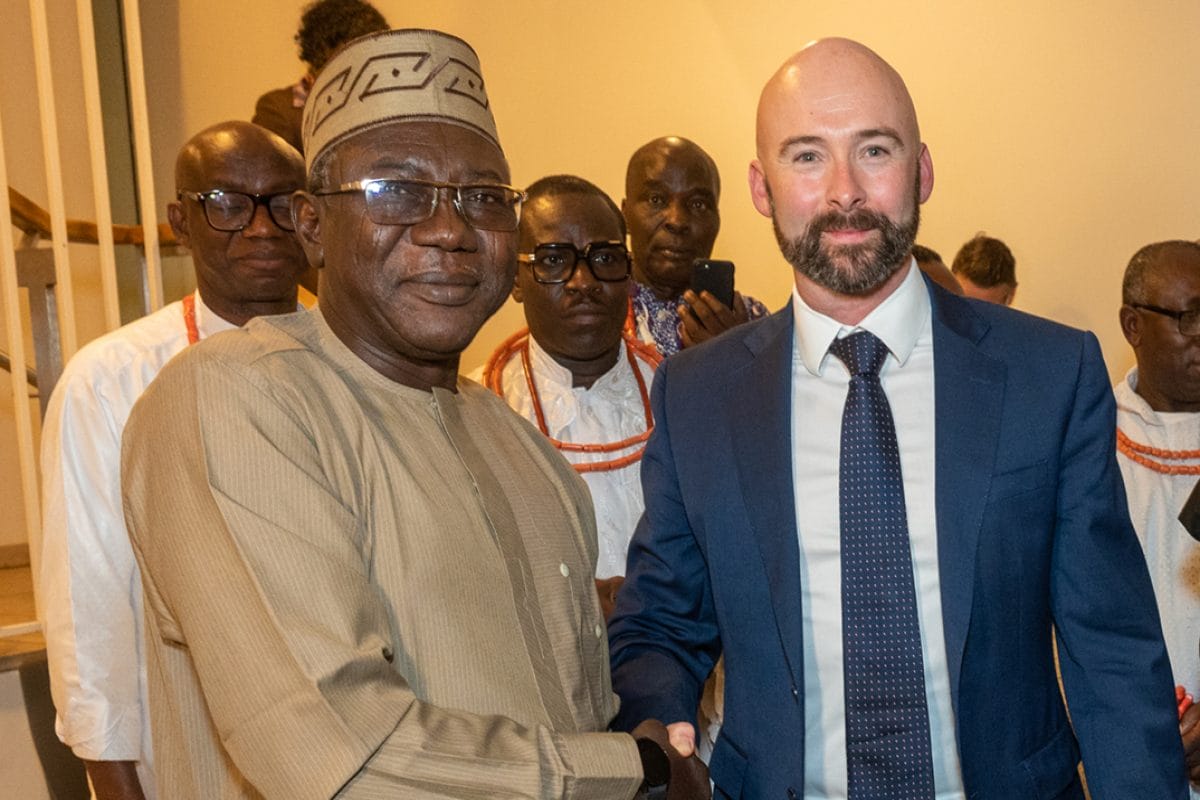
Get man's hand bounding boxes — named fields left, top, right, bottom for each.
left=679, top=290, right=750, bottom=349
left=1181, top=700, right=1200, bottom=786
left=595, top=576, right=625, bottom=621
left=84, top=760, right=146, bottom=800
left=631, top=719, right=710, bottom=799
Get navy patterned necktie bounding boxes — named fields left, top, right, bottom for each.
left=829, top=331, right=935, bottom=799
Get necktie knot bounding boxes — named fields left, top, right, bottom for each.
left=830, top=330, right=889, bottom=378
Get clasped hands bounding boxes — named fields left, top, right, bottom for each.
left=631, top=719, right=710, bottom=799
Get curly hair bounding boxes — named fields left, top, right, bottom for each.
left=296, top=0, right=388, bottom=72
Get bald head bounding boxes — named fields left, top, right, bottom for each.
left=625, top=136, right=720, bottom=201
left=168, top=120, right=308, bottom=325
left=748, top=38, right=933, bottom=317
left=756, top=38, right=920, bottom=164
left=175, top=121, right=303, bottom=190
left=1120, top=240, right=1200, bottom=412
left=622, top=136, right=722, bottom=297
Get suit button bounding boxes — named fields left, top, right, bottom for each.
left=791, top=686, right=799, bottom=702
left=787, top=789, right=797, bottom=799
left=560, top=563, right=570, bottom=577
left=594, top=623, right=604, bottom=638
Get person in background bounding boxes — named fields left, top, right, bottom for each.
left=623, top=136, right=769, bottom=356
left=251, top=0, right=388, bottom=154
left=951, top=232, right=1017, bottom=305
left=911, top=243, right=962, bottom=294
left=1115, top=239, right=1200, bottom=792
left=37, top=120, right=307, bottom=800
left=481, top=174, right=659, bottom=619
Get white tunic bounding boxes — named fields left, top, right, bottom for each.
left=1115, top=368, right=1200, bottom=699
left=35, top=292, right=235, bottom=797
left=481, top=336, right=656, bottom=579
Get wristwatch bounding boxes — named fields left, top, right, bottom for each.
left=636, top=736, right=670, bottom=799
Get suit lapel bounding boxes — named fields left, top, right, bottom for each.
left=928, top=285, right=1006, bottom=708
left=730, top=309, right=805, bottom=693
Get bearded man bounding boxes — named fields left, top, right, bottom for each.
left=608, top=37, right=1186, bottom=799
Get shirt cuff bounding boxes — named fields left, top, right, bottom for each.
left=557, top=730, right=643, bottom=800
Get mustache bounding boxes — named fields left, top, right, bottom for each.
left=806, top=208, right=892, bottom=236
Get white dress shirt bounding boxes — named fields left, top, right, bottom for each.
left=1115, top=369, right=1200, bottom=800
left=36, top=291, right=236, bottom=797
left=480, top=336, right=656, bottom=578
left=790, top=261, right=965, bottom=799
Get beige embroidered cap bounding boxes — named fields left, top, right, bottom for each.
left=302, top=28, right=500, bottom=172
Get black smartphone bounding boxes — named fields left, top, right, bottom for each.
left=691, top=259, right=736, bottom=308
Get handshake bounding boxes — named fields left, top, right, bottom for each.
left=631, top=719, right=711, bottom=799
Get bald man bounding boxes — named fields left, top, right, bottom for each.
left=623, top=136, right=769, bottom=356
left=37, top=121, right=307, bottom=799
left=609, top=38, right=1185, bottom=798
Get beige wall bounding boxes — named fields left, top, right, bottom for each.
left=4, top=0, right=1200, bottom=547
left=148, top=0, right=1200, bottom=377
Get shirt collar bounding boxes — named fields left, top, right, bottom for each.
left=193, top=290, right=241, bottom=340
left=791, top=258, right=929, bottom=376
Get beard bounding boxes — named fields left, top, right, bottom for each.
left=772, top=176, right=921, bottom=297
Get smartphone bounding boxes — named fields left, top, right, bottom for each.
left=691, top=259, right=736, bottom=308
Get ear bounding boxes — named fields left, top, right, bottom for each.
left=748, top=160, right=773, bottom=218
left=511, top=270, right=525, bottom=303
left=167, top=201, right=190, bottom=249
left=1004, top=285, right=1017, bottom=306
left=291, top=191, right=325, bottom=269
left=917, top=143, right=935, bottom=204
left=1120, top=304, right=1142, bottom=347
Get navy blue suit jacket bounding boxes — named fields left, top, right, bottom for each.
left=609, top=279, right=1186, bottom=799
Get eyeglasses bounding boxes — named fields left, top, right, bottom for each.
left=1131, top=303, right=1200, bottom=337
left=176, top=190, right=296, bottom=232
left=315, top=178, right=524, bottom=232
left=517, top=241, right=631, bottom=285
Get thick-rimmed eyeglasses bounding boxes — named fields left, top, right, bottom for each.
left=314, top=178, right=524, bottom=232
left=517, top=241, right=631, bottom=285
left=1131, top=303, right=1200, bottom=336
left=176, top=190, right=296, bottom=232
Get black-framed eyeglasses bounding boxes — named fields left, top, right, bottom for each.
left=314, top=178, right=524, bottom=232
left=1131, top=303, right=1200, bottom=337
left=517, top=241, right=631, bottom=284
left=176, top=190, right=296, bottom=232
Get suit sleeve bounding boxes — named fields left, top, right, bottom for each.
left=608, top=360, right=721, bottom=731
left=121, top=352, right=641, bottom=800
left=1050, top=332, right=1187, bottom=796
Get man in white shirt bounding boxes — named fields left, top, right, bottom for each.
left=1115, top=239, right=1200, bottom=792
left=36, top=120, right=308, bottom=799
left=610, top=37, right=1186, bottom=798
left=481, top=174, right=659, bottom=616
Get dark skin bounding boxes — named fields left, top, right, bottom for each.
left=168, top=121, right=308, bottom=326
left=513, top=193, right=628, bottom=388
left=622, top=136, right=750, bottom=347
left=1120, top=245, right=1200, bottom=413
left=293, top=122, right=517, bottom=392
left=1119, top=244, right=1200, bottom=786
left=1182, top=703, right=1200, bottom=786
left=87, top=121, right=307, bottom=800
left=630, top=719, right=711, bottom=799
left=513, top=192, right=631, bottom=612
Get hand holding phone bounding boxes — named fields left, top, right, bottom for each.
left=690, top=259, right=735, bottom=309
